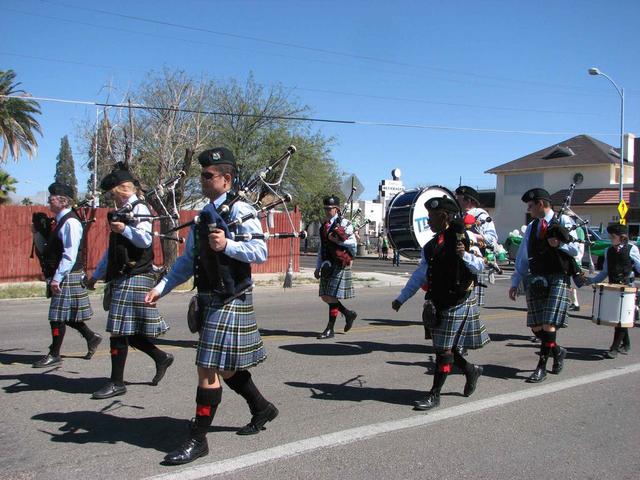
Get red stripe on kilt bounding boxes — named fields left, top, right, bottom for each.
left=196, top=405, right=211, bottom=417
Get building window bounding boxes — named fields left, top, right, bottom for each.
left=504, top=173, right=543, bottom=195
left=612, top=165, right=634, bottom=184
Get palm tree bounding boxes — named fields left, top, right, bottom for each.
left=0, top=70, right=42, bottom=163
left=0, top=169, right=17, bottom=204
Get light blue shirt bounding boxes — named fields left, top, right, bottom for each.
left=590, top=244, right=640, bottom=284
left=92, top=194, right=153, bottom=281
left=52, top=208, right=84, bottom=283
left=395, top=234, right=485, bottom=305
left=467, top=207, right=498, bottom=245
left=155, top=192, right=268, bottom=296
left=316, top=214, right=358, bottom=269
left=511, top=211, right=579, bottom=288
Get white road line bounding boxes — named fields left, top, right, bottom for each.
left=146, top=363, right=640, bottom=480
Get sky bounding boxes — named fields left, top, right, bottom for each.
left=1, top=0, right=639, bottom=202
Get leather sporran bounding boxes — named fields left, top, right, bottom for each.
left=422, top=299, right=440, bottom=329
left=320, top=260, right=334, bottom=279
left=187, top=295, right=203, bottom=334
left=102, top=281, right=112, bottom=311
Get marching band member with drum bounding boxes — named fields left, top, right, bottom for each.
left=32, top=182, right=102, bottom=368
left=392, top=197, right=489, bottom=411
left=314, top=195, right=358, bottom=339
left=86, top=166, right=173, bottom=399
left=508, top=188, right=579, bottom=383
left=145, top=147, right=277, bottom=465
left=585, top=224, right=640, bottom=358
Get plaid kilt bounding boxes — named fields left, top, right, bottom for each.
left=196, top=291, right=266, bottom=371
left=474, top=272, right=489, bottom=306
left=319, top=266, right=355, bottom=299
left=432, top=293, right=490, bottom=350
left=525, top=274, right=570, bottom=328
left=48, top=272, right=93, bottom=323
left=106, top=273, right=169, bottom=337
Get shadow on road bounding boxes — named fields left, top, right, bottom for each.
left=0, top=348, right=46, bottom=365
left=489, top=333, right=538, bottom=343
left=151, top=338, right=197, bottom=349
left=482, top=305, right=527, bottom=312
left=0, top=372, right=107, bottom=394
left=365, top=318, right=422, bottom=327
left=280, top=340, right=430, bottom=357
left=259, top=328, right=320, bottom=338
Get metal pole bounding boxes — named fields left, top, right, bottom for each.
left=619, top=87, right=625, bottom=204
left=93, top=107, right=99, bottom=207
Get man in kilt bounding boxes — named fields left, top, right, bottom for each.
left=315, top=195, right=358, bottom=339
left=33, top=182, right=102, bottom=368
left=392, top=196, right=489, bottom=411
left=509, top=188, right=578, bottom=383
left=145, top=147, right=276, bottom=465
left=87, top=167, right=173, bottom=399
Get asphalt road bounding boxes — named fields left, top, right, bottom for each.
left=1, top=276, right=638, bottom=480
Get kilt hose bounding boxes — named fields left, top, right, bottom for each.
left=432, top=293, right=490, bottom=350
left=106, top=273, right=169, bottom=337
left=319, top=265, right=355, bottom=299
left=196, top=291, right=267, bottom=371
left=525, top=274, right=570, bottom=329
left=48, top=271, right=93, bottom=323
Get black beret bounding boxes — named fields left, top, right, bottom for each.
left=48, top=182, right=74, bottom=199
left=606, top=223, right=628, bottom=236
left=323, top=195, right=341, bottom=207
left=198, top=147, right=236, bottom=168
left=455, top=185, right=480, bottom=205
left=425, top=196, right=460, bottom=214
left=521, top=188, right=551, bottom=203
left=99, top=168, right=136, bottom=192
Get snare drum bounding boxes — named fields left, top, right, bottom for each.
left=385, top=186, right=457, bottom=258
left=591, top=283, right=637, bottom=327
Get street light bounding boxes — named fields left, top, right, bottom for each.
left=588, top=67, right=625, bottom=204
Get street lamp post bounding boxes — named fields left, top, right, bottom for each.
left=588, top=67, right=625, bottom=204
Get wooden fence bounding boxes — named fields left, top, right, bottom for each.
left=0, top=205, right=301, bottom=283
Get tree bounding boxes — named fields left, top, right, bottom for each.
left=21, top=197, right=33, bottom=206
left=0, top=169, right=17, bottom=204
left=54, top=135, right=78, bottom=199
left=0, top=70, right=42, bottom=163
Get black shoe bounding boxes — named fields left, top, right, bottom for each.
left=32, top=354, right=62, bottom=368
left=526, top=367, right=547, bottom=383
left=344, top=310, right=357, bottom=332
left=414, top=392, right=440, bottom=411
left=551, top=347, right=566, bottom=374
left=317, top=328, right=335, bottom=339
left=85, top=333, right=103, bottom=360
left=619, top=344, right=630, bottom=355
left=237, top=403, right=279, bottom=435
left=152, top=353, right=174, bottom=386
left=569, top=304, right=580, bottom=312
left=604, top=349, right=619, bottom=359
left=92, top=381, right=126, bottom=399
left=464, top=365, right=483, bottom=397
left=164, top=437, right=209, bottom=465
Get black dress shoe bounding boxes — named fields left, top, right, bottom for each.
left=92, top=382, right=127, bottom=399
left=604, top=349, right=619, bottom=359
left=237, top=403, right=279, bottom=435
left=164, top=437, right=209, bottom=465
left=463, top=365, right=483, bottom=397
left=526, top=367, right=547, bottom=383
left=619, top=344, right=630, bottom=354
left=32, top=354, right=62, bottom=368
left=568, top=304, right=580, bottom=312
left=344, top=310, right=357, bottom=332
left=551, top=347, right=566, bottom=374
left=317, top=328, right=335, bottom=339
left=414, top=392, right=440, bottom=411
left=85, top=333, right=103, bottom=360
left=152, top=353, right=174, bottom=385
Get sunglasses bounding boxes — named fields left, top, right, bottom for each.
left=200, top=171, right=224, bottom=180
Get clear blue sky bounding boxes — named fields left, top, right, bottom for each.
left=2, top=0, right=639, bottom=201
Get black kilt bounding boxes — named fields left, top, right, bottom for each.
left=48, top=272, right=93, bottom=323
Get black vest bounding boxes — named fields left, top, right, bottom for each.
left=320, top=216, right=352, bottom=265
left=42, top=210, right=84, bottom=278
left=527, top=217, right=574, bottom=276
left=105, top=201, right=154, bottom=281
left=606, top=244, right=633, bottom=285
left=193, top=217, right=252, bottom=299
left=423, top=226, right=474, bottom=310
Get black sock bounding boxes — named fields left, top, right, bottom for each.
left=192, top=387, right=222, bottom=440
left=224, top=370, right=269, bottom=414
left=611, top=327, right=625, bottom=351
left=326, top=304, right=339, bottom=331
left=538, top=331, right=556, bottom=367
left=109, top=336, right=128, bottom=385
left=453, top=349, right=474, bottom=375
left=622, top=329, right=631, bottom=348
left=431, top=352, right=453, bottom=394
left=532, top=329, right=544, bottom=340
left=67, top=322, right=95, bottom=340
left=49, top=322, right=66, bottom=356
left=128, top=334, right=164, bottom=362
left=335, top=301, right=348, bottom=316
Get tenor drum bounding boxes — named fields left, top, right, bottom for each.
left=591, top=283, right=637, bottom=327
left=385, top=186, right=457, bottom=259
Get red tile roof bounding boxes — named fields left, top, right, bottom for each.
left=550, top=188, right=638, bottom=206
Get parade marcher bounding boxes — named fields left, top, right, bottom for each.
left=32, top=182, right=102, bottom=368
left=585, top=224, right=640, bottom=358
left=87, top=166, right=173, bottom=399
left=381, top=236, right=389, bottom=260
left=392, top=245, right=401, bottom=267
left=314, top=195, right=358, bottom=339
left=455, top=186, right=499, bottom=306
left=568, top=225, right=586, bottom=311
left=145, top=147, right=276, bottom=465
left=392, top=196, right=489, bottom=411
left=508, top=188, right=579, bottom=383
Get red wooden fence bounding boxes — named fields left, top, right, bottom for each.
left=0, top=205, right=301, bottom=283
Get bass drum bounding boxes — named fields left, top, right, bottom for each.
left=385, top=186, right=457, bottom=259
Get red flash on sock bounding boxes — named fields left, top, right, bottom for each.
left=439, top=364, right=452, bottom=373
left=52, top=328, right=60, bottom=337
left=196, top=405, right=211, bottom=417
left=330, top=308, right=339, bottom=317
left=545, top=342, right=557, bottom=348
left=110, top=348, right=118, bottom=356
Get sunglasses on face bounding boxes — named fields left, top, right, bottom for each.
left=200, top=171, right=224, bottom=180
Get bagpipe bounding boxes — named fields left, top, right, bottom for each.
left=30, top=212, right=56, bottom=275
